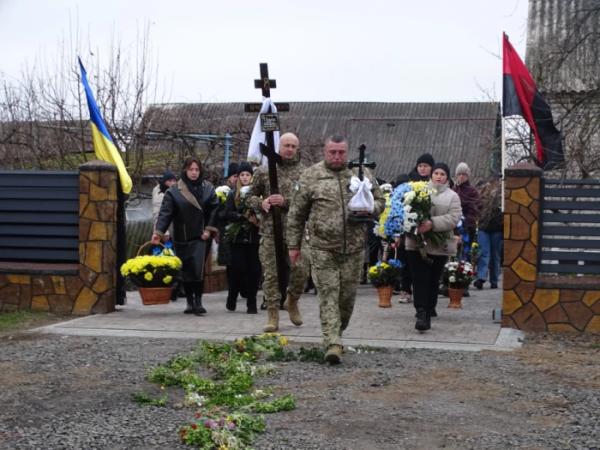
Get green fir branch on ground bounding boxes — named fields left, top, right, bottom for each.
left=250, top=394, right=296, bottom=413
left=131, top=391, right=168, bottom=407
left=296, top=346, right=326, bottom=363
left=137, top=333, right=324, bottom=449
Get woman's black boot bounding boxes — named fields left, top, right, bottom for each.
left=246, top=297, right=257, bottom=314
left=184, top=296, right=194, bottom=314
left=415, top=309, right=430, bottom=331
left=226, top=295, right=237, bottom=311
left=193, top=294, right=207, bottom=315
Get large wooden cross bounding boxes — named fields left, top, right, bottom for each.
left=249, top=63, right=288, bottom=305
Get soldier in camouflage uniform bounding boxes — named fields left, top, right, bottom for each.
left=287, top=135, right=385, bottom=364
left=247, top=132, right=309, bottom=332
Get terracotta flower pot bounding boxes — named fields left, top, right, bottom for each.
left=376, top=285, right=393, bottom=308
left=138, top=286, right=173, bottom=305
left=447, top=287, right=464, bottom=309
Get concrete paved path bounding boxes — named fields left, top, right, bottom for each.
left=34, top=283, right=523, bottom=352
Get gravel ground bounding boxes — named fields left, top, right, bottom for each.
left=1, top=331, right=599, bottom=450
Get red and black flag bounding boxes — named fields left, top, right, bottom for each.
left=502, top=33, right=564, bottom=170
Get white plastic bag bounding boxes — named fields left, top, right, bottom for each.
left=211, top=239, right=219, bottom=265
left=348, top=176, right=374, bottom=213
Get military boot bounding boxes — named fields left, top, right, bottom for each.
left=325, top=344, right=343, bottom=365
left=283, top=294, right=303, bottom=326
left=263, top=308, right=279, bottom=332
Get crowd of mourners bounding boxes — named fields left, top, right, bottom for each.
left=149, top=134, right=503, bottom=364
left=364, top=153, right=503, bottom=331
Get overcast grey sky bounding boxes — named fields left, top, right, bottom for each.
left=0, top=0, right=529, bottom=103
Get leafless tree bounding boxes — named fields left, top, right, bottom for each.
left=525, top=1, right=600, bottom=177
left=0, top=22, right=165, bottom=194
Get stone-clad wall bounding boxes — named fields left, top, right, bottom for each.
left=0, top=161, right=117, bottom=315
left=503, top=163, right=600, bottom=332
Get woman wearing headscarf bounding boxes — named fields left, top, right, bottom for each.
left=405, top=162, right=461, bottom=331
left=152, top=157, right=219, bottom=315
left=221, top=161, right=262, bottom=313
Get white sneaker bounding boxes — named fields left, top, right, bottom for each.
left=398, top=291, right=412, bottom=303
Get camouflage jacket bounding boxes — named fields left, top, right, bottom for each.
left=247, top=156, right=305, bottom=239
left=287, top=161, right=385, bottom=254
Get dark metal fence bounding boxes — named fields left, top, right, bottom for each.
left=125, top=219, right=153, bottom=260
left=0, top=171, right=79, bottom=263
left=539, top=178, right=600, bottom=275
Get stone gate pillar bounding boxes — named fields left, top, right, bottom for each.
left=76, top=161, right=118, bottom=314
left=503, top=162, right=600, bottom=332
left=503, top=162, right=544, bottom=330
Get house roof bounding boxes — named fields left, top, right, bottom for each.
left=526, top=0, right=599, bottom=94
left=143, top=101, right=500, bottom=183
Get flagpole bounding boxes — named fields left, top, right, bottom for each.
left=501, top=116, right=506, bottom=211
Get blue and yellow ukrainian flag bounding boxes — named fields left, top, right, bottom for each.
left=78, top=58, right=132, bottom=194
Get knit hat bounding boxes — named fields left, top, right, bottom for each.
left=455, top=162, right=471, bottom=177
left=416, top=153, right=435, bottom=168
left=159, top=171, right=177, bottom=193
left=228, top=162, right=240, bottom=177
left=161, top=170, right=176, bottom=183
left=238, top=161, right=253, bottom=175
left=432, top=162, right=451, bottom=178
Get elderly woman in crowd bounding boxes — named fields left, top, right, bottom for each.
left=453, top=162, right=481, bottom=260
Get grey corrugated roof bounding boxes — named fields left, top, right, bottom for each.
left=526, top=0, right=600, bottom=93
left=143, top=102, right=500, bottom=183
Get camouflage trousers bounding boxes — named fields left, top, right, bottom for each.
left=258, top=237, right=309, bottom=309
left=310, top=247, right=363, bottom=348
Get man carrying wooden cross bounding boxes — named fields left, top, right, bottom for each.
left=247, top=132, right=309, bottom=332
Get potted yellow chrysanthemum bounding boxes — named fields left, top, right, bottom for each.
left=367, top=259, right=403, bottom=308
left=120, top=242, right=182, bottom=305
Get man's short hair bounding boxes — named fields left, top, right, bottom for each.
left=325, top=134, right=347, bottom=145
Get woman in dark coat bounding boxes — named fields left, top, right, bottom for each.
left=398, top=153, right=435, bottom=303
left=152, top=157, right=219, bottom=315
left=221, top=161, right=262, bottom=314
